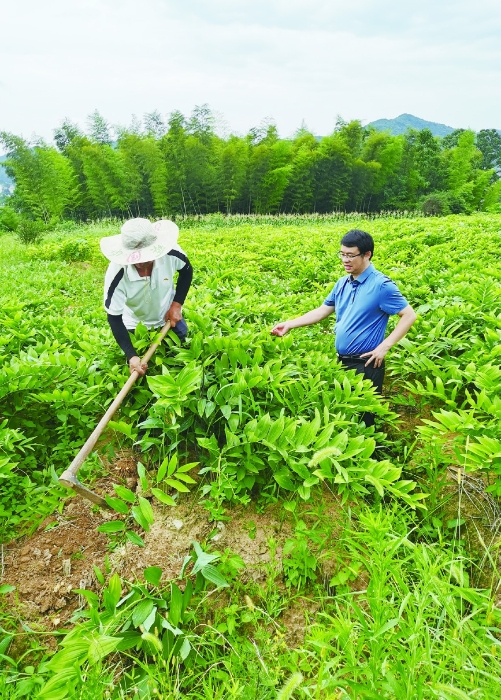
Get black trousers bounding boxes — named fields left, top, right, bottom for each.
left=338, top=355, right=385, bottom=428
left=169, top=318, right=188, bottom=342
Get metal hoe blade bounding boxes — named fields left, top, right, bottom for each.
left=59, top=321, right=171, bottom=507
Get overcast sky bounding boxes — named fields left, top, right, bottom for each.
left=1, top=0, right=500, bottom=144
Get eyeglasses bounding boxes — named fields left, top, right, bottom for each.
left=337, top=251, right=363, bottom=260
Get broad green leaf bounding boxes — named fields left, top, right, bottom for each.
left=157, top=456, right=169, bottom=482
left=142, top=605, right=157, bottom=632
left=289, top=461, right=311, bottom=480
left=125, top=530, right=145, bottom=547
left=254, top=413, right=272, bottom=440
left=331, top=431, right=349, bottom=452
left=273, top=471, right=296, bottom=490
left=167, top=452, right=178, bottom=476
left=116, top=631, right=142, bottom=651
left=197, top=435, right=219, bottom=454
left=182, top=579, right=193, bottom=612
left=137, top=462, right=149, bottom=492
left=294, top=420, right=319, bottom=449
left=164, top=478, right=190, bottom=493
left=152, top=487, right=177, bottom=506
left=105, top=496, right=130, bottom=514
left=314, top=423, right=336, bottom=449
left=297, top=485, right=311, bottom=500
left=88, top=634, right=121, bottom=664
left=74, top=589, right=99, bottom=607
left=178, top=637, right=191, bottom=661
left=0, top=633, right=13, bottom=656
left=108, top=420, right=136, bottom=439
left=38, top=667, right=81, bottom=699
left=162, top=618, right=183, bottom=635
left=97, top=521, right=125, bottom=534
left=178, top=461, right=199, bottom=473
left=131, top=505, right=150, bottom=531
left=138, top=496, right=155, bottom=524
left=371, top=618, right=400, bottom=639
left=106, top=573, right=122, bottom=607
left=144, top=566, right=163, bottom=587
left=46, top=643, right=89, bottom=670
left=191, top=543, right=219, bottom=574
left=113, top=484, right=137, bottom=503
left=364, top=474, right=385, bottom=497
left=228, top=414, right=240, bottom=432
left=172, top=473, right=197, bottom=484
left=201, top=564, right=229, bottom=588
left=169, top=583, right=183, bottom=626
left=132, top=599, right=155, bottom=627
left=267, top=415, right=285, bottom=445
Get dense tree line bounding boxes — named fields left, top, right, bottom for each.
left=1, top=106, right=501, bottom=224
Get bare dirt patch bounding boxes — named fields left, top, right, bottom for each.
left=1, top=475, right=347, bottom=645
left=2, top=487, right=110, bottom=628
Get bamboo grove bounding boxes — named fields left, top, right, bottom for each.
left=1, top=105, right=501, bottom=224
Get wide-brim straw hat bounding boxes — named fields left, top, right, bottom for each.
left=100, top=218, right=179, bottom=265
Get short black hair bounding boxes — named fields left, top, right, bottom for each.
left=341, top=229, right=374, bottom=259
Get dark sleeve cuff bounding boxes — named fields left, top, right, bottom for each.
left=107, top=314, right=137, bottom=361
left=173, top=259, right=193, bottom=305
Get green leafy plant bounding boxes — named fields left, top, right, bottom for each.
left=3, top=213, right=501, bottom=698
left=0, top=206, right=19, bottom=232
left=198, top=410, right=425, bottom=511
left=97, top=455, right=198, bottom=546
left=16, top=218, right=46, bottom=244
left=37, top=542, right=229, bottom=699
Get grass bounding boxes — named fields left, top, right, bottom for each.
left=1, top=213, right=501, bottom=698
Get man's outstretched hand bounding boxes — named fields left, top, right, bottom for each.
left=271, top=321, right=292, bottom=337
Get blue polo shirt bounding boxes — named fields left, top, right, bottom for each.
left=324, top=264, right=408, bottom=354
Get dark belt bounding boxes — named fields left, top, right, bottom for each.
left=337, top=353, right=367, bottom=361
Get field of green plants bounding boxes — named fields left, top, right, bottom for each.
left=2, top=212, right=501, bottom=699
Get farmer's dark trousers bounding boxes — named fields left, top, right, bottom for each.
left=169, top=318, right=188, bottom=342
left=337, top=354, right=385, bottom=428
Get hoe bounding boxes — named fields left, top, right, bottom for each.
left=58, top=321, right=171, bottom=508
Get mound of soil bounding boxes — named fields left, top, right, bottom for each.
left=1, top=470, right=344, bottom=645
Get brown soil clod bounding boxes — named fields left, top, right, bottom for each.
left=1, top=460, right=347, bottom=651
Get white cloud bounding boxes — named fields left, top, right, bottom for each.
left=1, top=0, right=500, bottom=143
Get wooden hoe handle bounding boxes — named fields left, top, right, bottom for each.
left=58, top=321, right=171, bottom=507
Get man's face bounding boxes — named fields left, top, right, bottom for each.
left=134, top=261, right=153, bottom=272
left=339, top=245, right=371, bottom=277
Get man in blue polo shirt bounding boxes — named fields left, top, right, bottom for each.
left=271, top=229, right=416, bottom=426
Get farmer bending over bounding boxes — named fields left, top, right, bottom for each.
left=271, top=229, right=416, bottom=426
left=100, top=218, right=193, bottom=376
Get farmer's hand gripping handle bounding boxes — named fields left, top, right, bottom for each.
left=59, top=321, right=171, bottom=507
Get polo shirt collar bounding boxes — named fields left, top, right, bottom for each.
left=350, top=263, right=374, bottom=285
left=126, top=265, right=142, bottom=281
left=125, top=261, right=157, bottom=288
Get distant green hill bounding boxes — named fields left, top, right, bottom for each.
left=368, top=113, right=456, bottom=137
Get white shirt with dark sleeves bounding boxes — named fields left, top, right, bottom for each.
left=104, top=245, right=191, bottom=330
